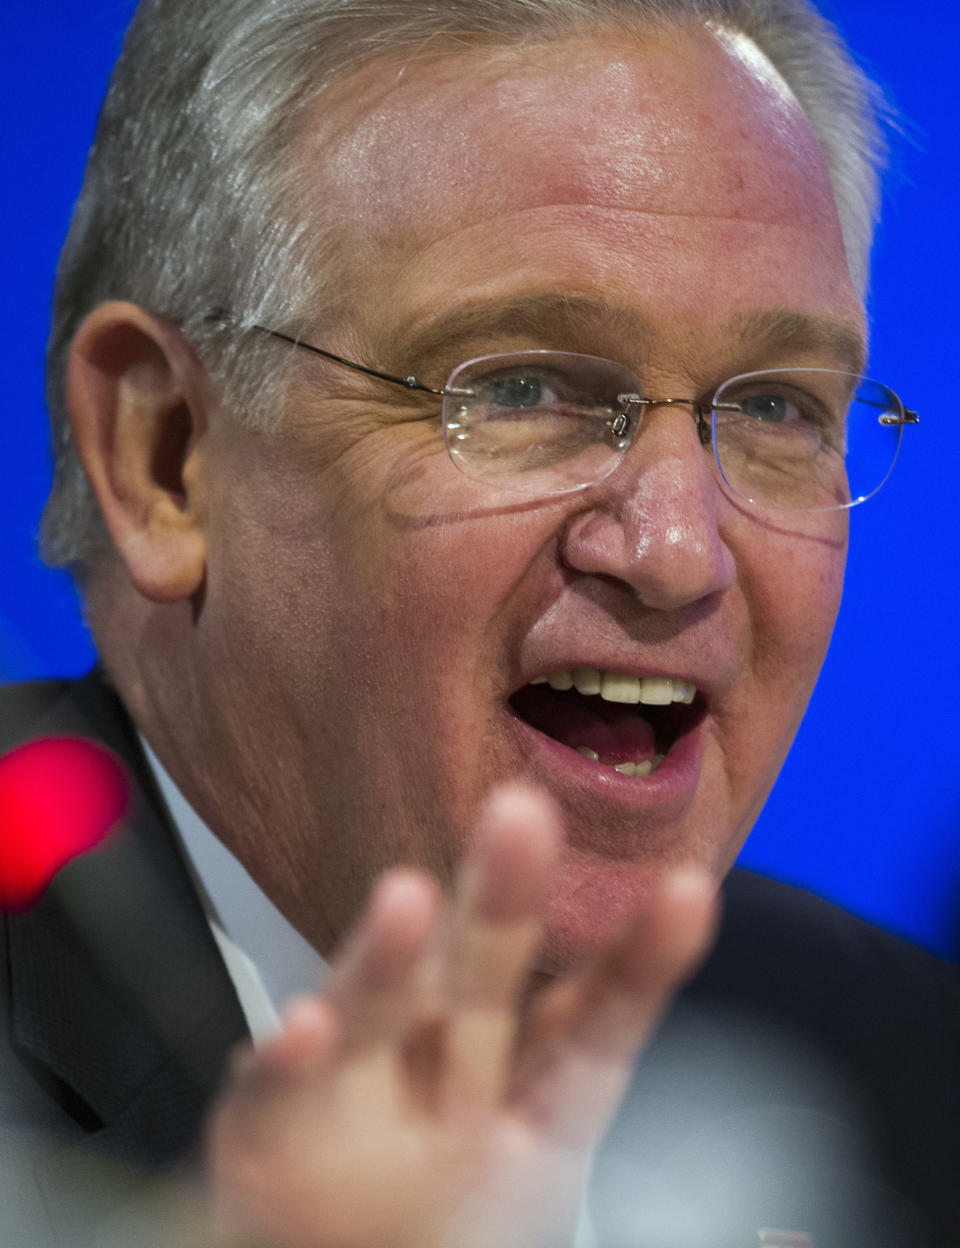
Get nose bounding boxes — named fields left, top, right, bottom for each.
left=559, top=405, right=737, bottom=610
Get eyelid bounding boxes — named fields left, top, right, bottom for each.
left=721, top=379, right=839, bottom=428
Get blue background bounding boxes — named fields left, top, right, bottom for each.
left=3, top=4, right=957, bottom=957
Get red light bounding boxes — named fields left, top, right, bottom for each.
left=0, top=738, right=129, bottom=911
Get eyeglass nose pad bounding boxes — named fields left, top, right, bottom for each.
left=611, top=412, right=631, bottom=439
left=612, top=393, right=644, bottom=444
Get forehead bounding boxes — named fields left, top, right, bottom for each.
left=298, top=23, right=860, bottom=349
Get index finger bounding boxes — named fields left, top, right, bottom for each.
left=438, top=784, right=563, bottom=1115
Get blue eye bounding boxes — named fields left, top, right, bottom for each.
left=740, top=393, right=791, bottom=423
left=489, top=376, right=544, bottom=408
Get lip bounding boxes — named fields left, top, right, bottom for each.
left=502, top=695, right=706, bottom=823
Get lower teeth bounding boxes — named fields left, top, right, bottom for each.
left=575, top=747, right=664, bottom=777
left=614, top=760, right=653, bottom=777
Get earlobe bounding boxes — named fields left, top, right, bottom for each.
left=66, top=301, right=210, bottom=604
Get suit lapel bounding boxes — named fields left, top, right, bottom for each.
left=2, top=672, right=248, bottom=1171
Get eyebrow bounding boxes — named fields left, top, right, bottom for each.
left=393, top=293, right=655, bottom=369
left=728, top=307, right=867, bottom=376
left=388, top=293, right=867, bottom=380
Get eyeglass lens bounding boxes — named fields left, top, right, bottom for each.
left=442, top=352, right=905, bottom=511
left=443, top=352, right=637, bottom=498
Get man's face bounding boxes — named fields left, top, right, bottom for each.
left=190, top=25, right=863, bottom=968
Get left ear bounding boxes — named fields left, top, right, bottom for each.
left=65, top=301, right=214, bottom=604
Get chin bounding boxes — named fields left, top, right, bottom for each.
left=532, top=851, right=672, bottom=974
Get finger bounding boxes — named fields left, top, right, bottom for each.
left=210, top=867, right=442, bottom=1166
left=204, top=1005, right=339, bottom=1248
left=517, top=868, right=719, bottom=1146
left=258, top=995, right=342, bottom=1077
left=208, top=997, right=341, bottom=1159
left=325, top=867, right=442, bottom=1054
left=439, top=784, right=562, bottom=1115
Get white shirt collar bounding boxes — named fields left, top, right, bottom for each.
left=139, top=736, right=327, bottom=1043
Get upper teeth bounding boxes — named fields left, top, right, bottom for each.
left=530, top=669, right=697, bottom=705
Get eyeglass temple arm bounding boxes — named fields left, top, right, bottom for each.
left=858, top=397, right=919, bottom=425
left=254, top=326, right=454, bottom=395
left=205, top=310, right=470, bottom=397
left=878, top=406, right=919, bottom=425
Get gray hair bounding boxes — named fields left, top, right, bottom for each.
left=42, top=0, right=886, bottom=576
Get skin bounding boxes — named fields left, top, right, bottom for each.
left=205, top=786, right=719, bottom=1248
left=71, top=24, right=863, bottom=976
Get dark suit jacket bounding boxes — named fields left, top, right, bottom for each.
left=1, top=672, right=958, bottom=1246
left=0, top=672, right=248, bottom=1245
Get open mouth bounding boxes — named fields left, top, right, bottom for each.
left=509, top=668, right=705, bottom=777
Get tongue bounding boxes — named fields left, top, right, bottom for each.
left=511, top=687, right=656, bottom=764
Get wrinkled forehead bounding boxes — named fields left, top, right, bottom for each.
left=299, top=23, right=842, bottom=256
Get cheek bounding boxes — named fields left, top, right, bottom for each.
left=740, top=520, right=847, bottom=693
left=204, top=436, right=558, bottom=695
left=197, top=463, right=349, bottom=702
left=351, top=513, right=554, bottom=689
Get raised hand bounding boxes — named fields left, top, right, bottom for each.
left=206, top=785, right=718, bottom=1248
